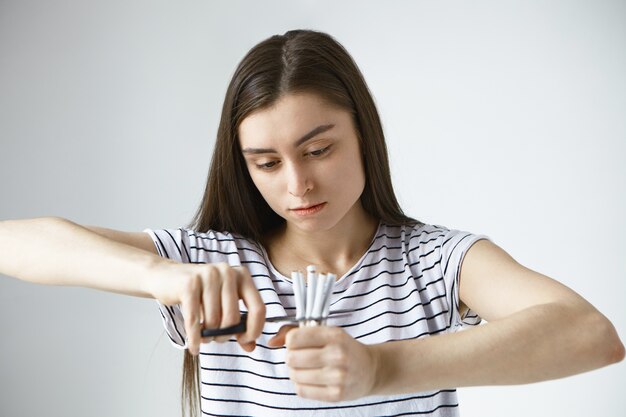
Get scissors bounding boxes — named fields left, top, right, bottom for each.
left=200, top=309, right=354, bottom=337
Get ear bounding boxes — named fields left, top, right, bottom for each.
left=267, top=324, right=298, bottom=347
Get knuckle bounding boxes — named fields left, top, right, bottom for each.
left=226, top=265, right=238, bottom=280
left=242, top=269, right=253, bottom=283
left=332, top=368, right=347, bottom=384
left=191, top=276, right=206, bottom=295
left=288, top=369, right=298, bottom=382
left=327, top=345, right=347, bottom=365
left=234, top=264, right=249, bottom=275
left=215, top=262, right=230, bottom=274
left=329, top=386, right=344, bottom=402
left=220, top=265, right=241, bottom=289
left=206, top=266, right=220, bottom=282
left=333, top=348, right=348, bottom=365
left=237, top=269, right=253, bottom=286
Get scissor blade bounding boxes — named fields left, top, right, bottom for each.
left=200, top=309, right=354, bottom=338
left=265, top=308, right=355, bottom=323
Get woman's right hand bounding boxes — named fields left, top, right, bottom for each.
left=145, top=261, right=266, bottom=355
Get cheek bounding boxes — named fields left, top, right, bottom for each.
left=329, top=154, right=366, bottom=192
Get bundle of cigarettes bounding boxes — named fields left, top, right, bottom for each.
left=291, top=265, right=336, bottom=326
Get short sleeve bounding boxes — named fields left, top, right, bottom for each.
left=143, top=227, right=191, bottom=349
left=439, top=228, right=492, bottom=331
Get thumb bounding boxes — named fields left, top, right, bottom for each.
left=268, top=324, right=298, bottom=347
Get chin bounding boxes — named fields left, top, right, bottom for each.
left=290, top=216, right=342, bottom=234
left=292, top=221, right=327, bottom=233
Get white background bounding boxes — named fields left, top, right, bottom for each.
left=0, top=1, right=624, bottom=416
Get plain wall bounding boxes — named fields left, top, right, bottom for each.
left=1, top=1, right=624, bottom=416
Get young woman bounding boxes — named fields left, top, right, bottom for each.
left=0, top=30, right=623, bottom=417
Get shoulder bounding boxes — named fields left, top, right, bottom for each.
left=392, top=221, right=492, bottom=275
left=375, top=221, right=442, bottom=243
left=379, top=222, right=451, bottom=253
left=143, top=227, right=261, bottom=262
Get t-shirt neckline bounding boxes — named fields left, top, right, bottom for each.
left=259, top=221, right=383, bottom=288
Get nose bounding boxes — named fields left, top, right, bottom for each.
left=286, top=162, right=312, bottom=197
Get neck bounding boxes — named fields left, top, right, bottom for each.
left=266, top=204, right=379, bottom=277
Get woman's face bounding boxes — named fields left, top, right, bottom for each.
left=238, top=92, right=367, bottom=233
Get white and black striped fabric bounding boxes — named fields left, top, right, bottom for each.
left=143, top=222, right=491, bottom=417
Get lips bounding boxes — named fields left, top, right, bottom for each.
left=290, top=202, right=326, bottom=216
left=291, top=203, right=324, bottom=210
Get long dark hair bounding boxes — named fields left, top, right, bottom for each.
left=182, top=29, right=418, bottom=417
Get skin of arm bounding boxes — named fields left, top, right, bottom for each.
left=273, top=239, right=625, bottom=401
left=0, top=217, right=267, bottom=353
left=0, top=216, right=164, bottom=297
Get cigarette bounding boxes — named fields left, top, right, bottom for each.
left=312, top=273, right=328, bottom=320
left=305, top=265, right=318, bottom=320
left=292, top=271, right=305, bottom=320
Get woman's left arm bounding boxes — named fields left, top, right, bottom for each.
left=274, top=239, right=624, bottom=401
left=372, top=239, right=625, bottom=395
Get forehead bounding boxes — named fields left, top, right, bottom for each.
left=238, top=93, right=352, bottom=147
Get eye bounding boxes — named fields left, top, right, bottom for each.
left=255, top=160, right=279, bottom=170
left=307, top=145, right=331, bottom=157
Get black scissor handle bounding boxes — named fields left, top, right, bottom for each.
left=200, top=313, right=247, bottom=337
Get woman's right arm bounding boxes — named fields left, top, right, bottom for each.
left=0, top=216, right=163, bottom=297
left=0, top=216, right=266, bottom=354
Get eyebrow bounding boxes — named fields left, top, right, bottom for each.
left=241, top=124, right=335, bottom=155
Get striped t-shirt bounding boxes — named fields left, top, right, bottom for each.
left=144, top=222, right=491, bottom=417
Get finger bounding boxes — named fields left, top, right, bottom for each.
left=285, top=326, right=335, bottom=350
left=181, top=276, right=202, bottom=355
left=290, top=367, right=345, bottom=386
left=267, top=324, right=298, bottom=347
left=237, top=339, right=256, bottom=352
left=215, top=265, right=241, bottom=343
left=200, top=267, right=222, bottom=330
left=285, top=348, right=325, bottom=369
left=236, top=266, right=266, bottom=343
left=293, top=383, right=344, bottom=402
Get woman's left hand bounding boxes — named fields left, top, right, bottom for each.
left=268, top=325, right=380, bottom=402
